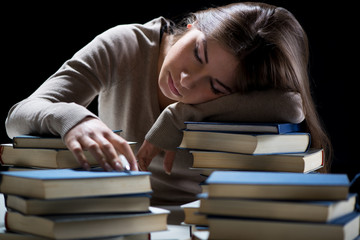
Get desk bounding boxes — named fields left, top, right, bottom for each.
left=0, top=194, right=191, bottom=240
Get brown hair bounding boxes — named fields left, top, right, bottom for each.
left=171, top=2, right=332, bottom=172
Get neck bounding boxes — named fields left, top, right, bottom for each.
left=157, top=33, right=176, bottom=111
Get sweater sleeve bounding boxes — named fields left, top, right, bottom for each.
left=145, top=89, right=305, bottom=150
left=5, top=24, right=138, bottom=138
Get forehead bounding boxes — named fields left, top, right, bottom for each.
left=205, top=37, right=239, bottom=88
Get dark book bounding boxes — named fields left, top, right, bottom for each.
left=184, top=122, right=301, bottom=134
left=207, top=212, right=360, bottom=240
left=179, top=131, right=310, bottom=155
left=198, top=192, right=357, bottom=222
left=5, top=193, right=151, bottom=215
left=0, top=226, right=149, bottom=239
left=0, top=168, right=151, bottom=199
left=205, top=171, right=349, bottom=200
left=191, top=148, right=323, bottom=173
left=181, top=200, right=208, bottom=226
left=5, top=207, right=168, bottom=239
left=12, top=130, right=129, bottom=149
left=0, top=144, right=98, bottom=169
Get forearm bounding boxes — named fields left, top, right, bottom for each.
left=5, top=28, right=117, bottom=139
left=5, top=97, right=97, bottom=138
left=146, top=90, right=305, bottom=150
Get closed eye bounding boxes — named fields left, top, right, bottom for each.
left=194, top=43, right=203, bottom=64
left=210, top=78, right=233, bottom=95
left=210, top=79, right=224, bottom=95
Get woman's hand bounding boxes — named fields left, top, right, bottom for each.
left=137, top=140, right=175, bottom=175
left=64, top=117, right=138, bottom=171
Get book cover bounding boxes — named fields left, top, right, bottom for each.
left=0, top=226, right=150, bottom=239
left=198, top=192, right=357, bottom=222
left=5, top=207, right=169, bottom=239
left=190, top=148, right=323, bottom=173
left=184, top=122, right=301, bottom=134
left=179, top=131, right=310, bottom=155
left=0, top=168, right=152, bottom=199
left=6, top=193, right=151, bottom=215
left=0, top=144, right=99, bottom=169
left=207, top=212, right=360, bottom=240
left=12, top=130, right=124, bottom=149
left=181, top=200, right=208, bottom=226
left=205, top=171, right=349, bottom=200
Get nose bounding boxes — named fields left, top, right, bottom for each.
left=180, top=71, right=194, bottom=89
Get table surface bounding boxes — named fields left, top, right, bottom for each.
left=0, top=194, right=192, bottom=240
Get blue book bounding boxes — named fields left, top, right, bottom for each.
left=207, top=212, right=360, bottom=240
left=205, top=171, right=349, bottom=200
left=198, top=192, right=357, bottom=222
left=6, top=192, right=152, bottom=215
left=0, top=168, right=151, bottom=199
left=5, top=207, right=168, bottom=239
left=12, top=130, right=123, bottom=149
left=179, top=131, right=310, bottom=155
left=184, top=122, right=301, bottom=134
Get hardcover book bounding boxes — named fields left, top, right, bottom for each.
left=184, top=122, right=301, bottom=134
left=198, top=193, right=356, bottom=222
left=190, top=148, right=323, bottom=173
left=179, top=131, right=310, bottom=155
left=0, top=144, right=98, bottom=169
left=0, top=168, right=151, bottom=199
left=5, top=207, right=168, bottom=240
left=5, top=193, right=151, bottom=215
left=205, top=171, right=349, bottom=200
left=207, top=212, right=359, bottom=240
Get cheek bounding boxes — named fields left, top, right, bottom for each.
left=182, top=88, right=220, bottom=104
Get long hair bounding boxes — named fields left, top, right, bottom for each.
left=171, top=2, right=332, bottom=172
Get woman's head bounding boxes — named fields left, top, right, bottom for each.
left=159, top=2, right=332, bottom=171
left=187, top=2, right=309, bottom=94
left=160, top=2, right=310, bottom=103
left=158, top=26, right=239, bottom=104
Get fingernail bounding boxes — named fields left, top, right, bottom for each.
left=115, top=162, right=123, bottom=171
left=104, top=162, right=113, bottom=172
left=82, top=162, right=91, bottom=170
left=165, top=170, right=171, bottom=175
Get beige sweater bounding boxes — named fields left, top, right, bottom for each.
left=5, top=17, right=304, bottom=205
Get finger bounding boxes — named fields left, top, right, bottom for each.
left=137, top=156, right=150, bottom=172
left=136, top=140, right=161, bottom=172
left=82, top=137, right=112, bottom=171
left=163, top=151, right=176, bottom=175
left=118, top=141, right=138, bottom=171
left=93, top=135, right=125, bottom=171
left=66, top=139, right=91, bottom=170
left=107, top=134, right=138, bottom=171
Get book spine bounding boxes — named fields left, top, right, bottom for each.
left=0, top=145, right=4, bottom=165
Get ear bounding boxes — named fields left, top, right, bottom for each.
left=187, top=24, right=192, bottom=29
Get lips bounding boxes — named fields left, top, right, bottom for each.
left=168, top=73, right=182, bottom=97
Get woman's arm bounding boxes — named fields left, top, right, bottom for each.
left=145, top=89, right=305, bottom=151
left=138, top=89, right=304, bottom=173
left=5, top=25, right=140, bottom=171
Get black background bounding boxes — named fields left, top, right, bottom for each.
left=1, top=1, right=358, bottom=185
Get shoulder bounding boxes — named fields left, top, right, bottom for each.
left=70, top=17, right=166, bottom=76
left=95, top=17, right=166, bottom=50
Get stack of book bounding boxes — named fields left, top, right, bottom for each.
left=0, top=132, right=136, bottom=169
left=179, top=121, right=324, bottom=174
left=192, top=171, right=359, bottom=240
left=0, top=133, right=169, bottom=239
left=0, top=168, right=169, bottom=239
left=180, top=121, right=325, bottom=231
